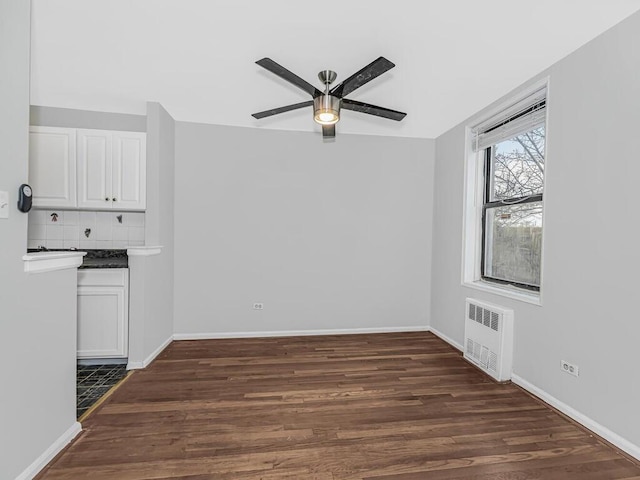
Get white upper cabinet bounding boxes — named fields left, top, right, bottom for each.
left=77, top=129, right=113, bottom=209
left=78, top=129, right=146, bottom=210
left=112, top=132, right=146, bottom=210
left=29, top=126, right=77, bottom=208
left=30, top=127, right=146, bottom=211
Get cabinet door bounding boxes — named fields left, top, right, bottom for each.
left=77, top=129, right=113, bottom=209
left=28, top=126, right=77, bottom=208
left=112, top=132, right=146, bottom=210
left=77, top=285, right=128, bottom=358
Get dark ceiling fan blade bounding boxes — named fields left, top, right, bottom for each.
left=256, top=58, right=323, bottom=98
left=252, top=100, right=313, bottom=119
left=342, top=99, right=407, bottom=121
left=330, top=57, right=395, bottom=98
left=322, top=124, right=335, bottom=139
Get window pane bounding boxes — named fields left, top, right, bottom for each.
left=484, top=202, right=542, bottom=287
left=491, top=126, right=545, bottom=201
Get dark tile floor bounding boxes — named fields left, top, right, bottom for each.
left=77, top=364, right=128, bottom=418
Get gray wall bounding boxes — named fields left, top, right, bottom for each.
left=0, top=2, right=78, bottom=478
left=174, top=124, right=434, bottom=335
left=431, top=11, right=640, bottom=448
left=145, top=102, right=175, bottom=357
left=30, top=105, right=146, bottom=132
left=128, top=102, right=175, bottom=366
left=132, top=103, right=175, bottom=359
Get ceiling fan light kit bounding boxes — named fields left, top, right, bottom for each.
left=252, top=57, right=406, bottom=139
left=313, top=96, right=340, bottom=125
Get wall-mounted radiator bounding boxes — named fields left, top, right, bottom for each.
left=464, top=298, right=514, bottom=382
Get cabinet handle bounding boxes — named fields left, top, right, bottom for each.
left=112, top=198, right=117, bottom=202
left=105, top=197, right=109, bottom=201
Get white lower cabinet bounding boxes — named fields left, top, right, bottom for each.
left=77, top=269, right=129, bottom=359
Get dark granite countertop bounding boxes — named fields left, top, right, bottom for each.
left=81, top=250, right=128, bottom=269
left=27, top=248, right=128, bottom=269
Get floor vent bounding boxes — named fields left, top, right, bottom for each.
left=464, top=298, right=514, bottom=382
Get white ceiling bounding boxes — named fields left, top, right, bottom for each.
left=30, top=0, right=640, bottom=139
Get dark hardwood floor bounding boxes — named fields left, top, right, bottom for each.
left=38, top=332, right=640, bottom=479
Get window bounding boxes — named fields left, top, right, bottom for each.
left=464, top=83, right=547, bottom=298
left=482, top=121, right=544, bottom=290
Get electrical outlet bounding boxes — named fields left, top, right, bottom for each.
left=561, top=360, right=579, bottom=377
left=253, top=303, right=264, bottom=310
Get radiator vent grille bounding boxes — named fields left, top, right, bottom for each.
left=467, top=303, right=500, bottom=332
left=466, top=339, right=497, bottom=370
left=490, top=312, right=499, bottom=331
left=468, top=303, right=476, bottom=322
left=466, top=338, right=477, bottom=359
left=464, top=299, right=514, bottom=382
left=488, top=351, right=498, bottom=372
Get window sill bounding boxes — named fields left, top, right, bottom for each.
left=462, top=279, right=542, bottom=306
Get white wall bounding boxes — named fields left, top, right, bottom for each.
left=127, top=102, right=175, bottom=367
left=431, top=11, right=640, bottom=452
left=174, top=124, right=434, bottom=336
left=30, top=105, right=146, bottom=132
left=0, top=1, right=79, bottom=478
left=144, top=102, right=175, bottom=356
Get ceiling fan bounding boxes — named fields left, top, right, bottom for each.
left=251, top=56, right=407, bottom=139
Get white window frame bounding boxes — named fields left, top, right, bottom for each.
left=461, top=78, right=550, bottom=306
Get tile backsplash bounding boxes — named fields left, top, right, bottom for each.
left=28, top=209, right=145, bottom=249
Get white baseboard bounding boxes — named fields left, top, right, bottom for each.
left=127, top=335, right=173, bottom=370
left=16, top=421, right=82, bottom=480
left=173, top=325, right=429, bottom=341
left=512, top=374, right=640, bottom=461
left=427, top=326, right=464, bottom=351
left=427, top=326, right=640, bottom=461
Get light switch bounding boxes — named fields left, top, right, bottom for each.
left=0, top=191, right=8, bottom=219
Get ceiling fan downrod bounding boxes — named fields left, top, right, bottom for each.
left=318, top=70, right=337, bottom=90
left=314, top=70, right=340, bottom=125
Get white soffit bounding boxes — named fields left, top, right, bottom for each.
left=30, top=0, right=640, bottom=139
